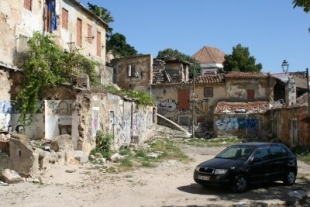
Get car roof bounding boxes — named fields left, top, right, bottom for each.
left=231, top=142, right=283, bottom=147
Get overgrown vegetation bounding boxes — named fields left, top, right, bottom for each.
left=157, top=48, right=201, bottom=79
left=90, top=131, right=189, bottom=173
left=90, top=131, right=113, bottom=158
left=184, top=137, right=242, bottom=147
left=105, top=85, right=155, bottom=105
left=15, top=32, right=99, bottom=126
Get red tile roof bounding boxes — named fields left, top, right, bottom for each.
left=214, top=101, right=270, bottom=114
left=225, top=71, right=269, bottom=79
left=195, top=74, right=225, bottom=84
left=192, top=46, right=225, bottom=64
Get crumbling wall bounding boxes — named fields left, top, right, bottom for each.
left=74, top=91, right=156, bottom=154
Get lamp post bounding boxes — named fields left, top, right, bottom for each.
left=281, top=60, right=289, bottom=74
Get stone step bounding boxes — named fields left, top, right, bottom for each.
left=74, top=150, right=88, bottom=163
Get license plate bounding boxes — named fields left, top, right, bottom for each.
left=198, top=175, right=210, bottom=181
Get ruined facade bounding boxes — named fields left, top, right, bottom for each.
left=111, top=54, right=153, bottom=93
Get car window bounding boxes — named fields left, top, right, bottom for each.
left=270, top=145, right=285, bottom=159
left=253, top=147, right=269, bottom=161
left=216, top=146, right=254, bottom=159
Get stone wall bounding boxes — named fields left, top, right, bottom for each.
left=74, top=92, right=156, bottom=154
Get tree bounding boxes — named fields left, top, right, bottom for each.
left=107, top=33, right=138, bottom=58
left=87, top=3, right=114, bottom=38
left=156, top=48, right=201, bottom=78
left=223, top=44, right=262, bottom=72
left=15, top=32, right=98, bottom=126
left=293, top=0, right=310, bottom=12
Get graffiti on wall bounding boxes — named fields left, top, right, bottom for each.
left=0, top=101, right=11, bottom=130
left=47, top=100, right=72, bottom=115
left=215, top=118, right=258, bottom=131
left=158, top=99, right=177, bottom=112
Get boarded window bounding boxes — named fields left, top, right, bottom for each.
left=24, top=0, right=32, bottom=10
left=76, top=18, right=82, bottom=47
left=86, top=24, right=93, bottom=43
left=204, top=87, right=213, bottom=97
left=247, top=90, right=255, bottom=100
left=178, top=89, right=190, bottom=110
left=96, top=31, right=101, bottom=56
left=62, top=8, right=68, bottom=30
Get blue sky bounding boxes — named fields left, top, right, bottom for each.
left=80, top=0, right=310, bottom=74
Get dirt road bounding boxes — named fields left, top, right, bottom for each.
left=1, top=143, right=310, bottom=207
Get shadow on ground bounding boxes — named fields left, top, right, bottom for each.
left=177, top=179, right=310, bottom=206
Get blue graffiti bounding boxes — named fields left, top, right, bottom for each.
left=216, top=118, right=258, bottom=131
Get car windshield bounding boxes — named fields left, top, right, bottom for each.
left=215, top=145, right=255, bottom=160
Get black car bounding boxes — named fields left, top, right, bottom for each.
left=193, top=142, right=297, bottom=193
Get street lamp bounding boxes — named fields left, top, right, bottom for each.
left=281, top=60, right=289, bottom=74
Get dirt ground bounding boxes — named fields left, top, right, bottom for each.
left=1, top=143, right=310, bottom=207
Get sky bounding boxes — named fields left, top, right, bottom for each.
left=79, top=0, right=310, bottom=74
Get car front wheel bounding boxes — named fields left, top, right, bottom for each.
left=283, top=170, right=296, bottom=185
left=232, top=175, right=247, bottom=193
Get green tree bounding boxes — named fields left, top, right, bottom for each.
left=87, top=3, right=114, bottom=38
left=15, top=32, right=98, bottom=126
left=107, top=33, right=138, bottom=58
left=223, top=44, right=262, bottom=72
left=157, top=48, right=201, bottom=78
left=293, top=0, right=310, bottom=12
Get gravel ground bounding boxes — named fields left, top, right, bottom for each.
left=0, top=143, right=309, bottom=207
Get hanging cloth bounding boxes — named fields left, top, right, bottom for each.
left=48, top=0, right=57, bottom=31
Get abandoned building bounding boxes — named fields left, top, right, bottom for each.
left=0, top=0, right=157, bottom=177
left=111, top=52, right=309, bottom=146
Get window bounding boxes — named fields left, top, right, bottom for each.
left=76, top=18, right=82, bottom=47
left=24, top=0, right=32, bottom=10
left=253, top=147, right=269, bottom=161
left=270, top=145, right=285, bottom=159
left=87, top=24, right=93, bottom=43
left=44, top=0, right=57, bottom=32
left=96, top=31, right=101, bottom=56
left=247, top=90, right=255, bottom=100
left=127, top=65, right=136, bottom=77
left=62, top=8, right=68, bottom=30
left=204, top=87, right=213, bottom=97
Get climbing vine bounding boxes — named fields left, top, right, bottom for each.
left=15, top=32, right=99, bottom=126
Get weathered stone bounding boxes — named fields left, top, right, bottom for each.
left=6, top=138, right=38, bottom=177
left=50, top=135, right=75, bottom=163
left=50, top=134, right=73, bottom=152
left=1, top=169, right=22, bottom=183
left=74, top=150, right=88, bottom=163
left=10, top=133, right=29, bottom=142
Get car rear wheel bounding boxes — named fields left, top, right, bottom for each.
left=232, top=175, right=247, bottom=193
left=283, top=170, right=296, bottom=185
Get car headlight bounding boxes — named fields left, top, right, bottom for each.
left=214, top=169, right=228, bottom=175
left=195, top=166, right=200, bottom=171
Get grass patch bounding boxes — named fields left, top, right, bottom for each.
left=183, top=137, right=242, bottom=147
left=107, top=139, right=190, bottom=173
